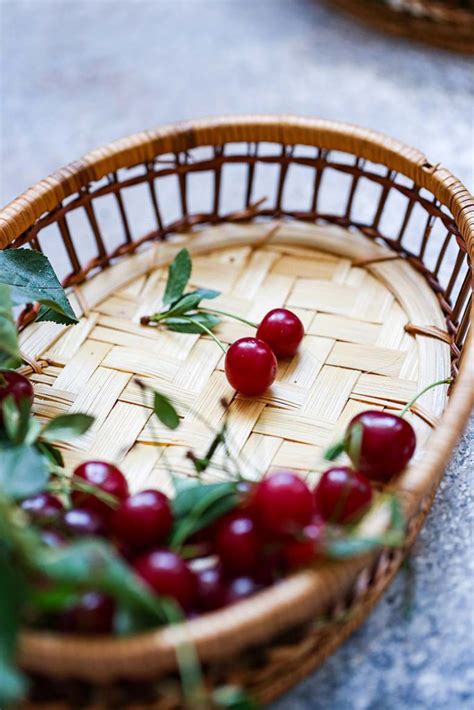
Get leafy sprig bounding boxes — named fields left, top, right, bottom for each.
left=141, top=248, right=222, bottom=335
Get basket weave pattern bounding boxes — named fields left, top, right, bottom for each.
left=1, top=116, right=472, bottom=707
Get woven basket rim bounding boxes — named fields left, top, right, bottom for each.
left=1, top=115, right=472, bottom=679
left=325, top=0, right=474, bottom=54
left=1, top=115, right=473, bottom=251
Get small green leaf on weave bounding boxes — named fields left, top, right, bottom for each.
left=164, top=313, right=220, bottom=334
left=153, top=391, right=180, bottom=430
left=163, top=248, right=192, bottom=306
left=40, top=413, right=95, bottom=443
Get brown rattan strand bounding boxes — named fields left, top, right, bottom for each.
left=326, top=0, right=474, bottom=54
left=0, top=116, right=472, bottom=706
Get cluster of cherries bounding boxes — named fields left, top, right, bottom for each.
left=1, top=341, right=417, bottom=636
left=17, top=402, right=415, bottom=635
left=224, top=307, right=304, bottom=396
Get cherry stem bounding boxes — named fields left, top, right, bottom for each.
left=399, top=377, right=452, bottom=418
left=198, top=307, right=258, bottom=329
left=178, top=316, right=226, bottom=353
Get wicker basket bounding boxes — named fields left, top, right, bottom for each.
left=1, top=116, right=473, bottom=708
left=327, top=0, right=474, bottom=54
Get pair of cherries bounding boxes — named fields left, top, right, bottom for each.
left=225, top=308, right=304, bottom=396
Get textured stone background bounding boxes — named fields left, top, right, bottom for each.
left=1, top=1, right=473, bottom=708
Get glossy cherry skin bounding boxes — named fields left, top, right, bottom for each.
left=133, top=550, right=197, bottom=610
left=282, top=516, right=326, bottom=569
left=215, top=514, right=260, bottom=575
left=112, top=490, right=173, bottom=550
left=314, top=467, right=372, bottom=524
left=346, top=411, right=416, bottom=481
left=72, top=461, right=128, bottom=524
left=62, top=508, right=106, bottom=537
left=221, top=576, right=262, bottom=606
left=0, top=370, right=34, bottom=423
left=195, top=564, right=227, bottom=611
left=20, top=493, right=63, bottom=523
left=57, top=592, right=115, bottom=634
left=252, top=471, right=314, bottom=537
left=225, top=337, right=277, bottom=396
left=256, top=308, right=305, bottom=358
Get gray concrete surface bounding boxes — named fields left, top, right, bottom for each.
left=1, top=1, right=473, bottom=708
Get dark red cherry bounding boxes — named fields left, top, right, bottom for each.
left=112, top=490, right=173, bottom=550
left=282, top=515, right=326, bottom=569
left=62, top=508, right=106, bottom=537
left=314, top=467, right=372, bottom=524
left=133, top=549, right=196, bottom=610
left=225, top=337, right=277, bottom=396
left=57, top=592, right=115, bottom=634
left=21, top=493, right=63, bottom=523
left=195, top=564, right=226, bottom=611
left=256, top=308, right=304, bottom=358
left=346, top=410, right=416, bottom=481
left=215, top=514, right=260, bottom=575
left=221, top=576, right=262, bottom=606
left=0, top=370, right=34, bottom=423
left=252, top=471, right=314, bottom=536
left=71, top=461, right=128, bottom=523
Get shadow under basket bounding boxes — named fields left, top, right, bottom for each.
left=1, top=116, right=473, bottom=709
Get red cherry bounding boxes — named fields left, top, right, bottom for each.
left=112, top=490, right=172, bottom=550
left=315, top=467, right=372, bottom=524
left=0, top=371, right=34, bottom=423
left=72, top=461, right=128, bottom=523
left=282, top=516, right=326, bottom=569
left=252, top=471, right=314, bottom=536
left=346, top=411, right=416, bottom=481
left=221, top=576, right=262, bottom=606
left=62, top=508, right=106, bottom=537
left=215, top=514, right=260, bottom=575
left=21, top=493, right=63, bottom=523
left=195, top=564, right=226, bottom=611
left=256, top=308, right=304, bottom=358
left=133, top=549, right=196, bottom=610
left=57, top=592, right=115, bottom=634
left=225, top=337, right=277, bottom=396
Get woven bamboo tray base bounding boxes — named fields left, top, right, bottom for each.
left=18, top=219, right=451, bottom=705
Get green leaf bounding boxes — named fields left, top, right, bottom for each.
left=34, top=539, right=181, bottom=622
left=40, top=413, right=95, bottom=443
left=0, top=444, right=49, bottom=499
left=1, top=395, right=21, bottom=442
left=165, top=313, right=220, bottom=334
left=0, top=249, right=78, bottom=325
left=170, top=481, right=238, bottom=547
left=0, top=549, right=29, bottom=707
left=0, top=284, right=21, bottom=369
left=213, top=685, right=259, bottom=710
left=323, top=439, right=345, bottom=461
left=153, top=391, right=180, bottom=430
left=163, top=248, right=192, bottom=306
left=36, top=440, right=64, bottom=467
left=35, top=303, right=76, bottom=325
left=1, top=396, right=34, bottom=445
